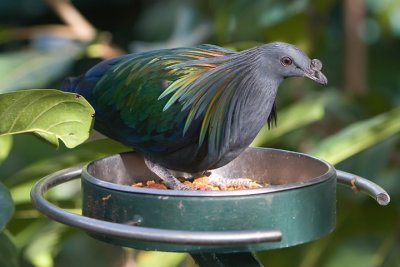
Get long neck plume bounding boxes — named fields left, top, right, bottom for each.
left=161, top=46, right=280, bottom=154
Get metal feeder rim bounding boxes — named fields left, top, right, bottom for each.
left=83, top=147, right=338, bottom=197
left=30, top=165, right=283, bottom=246
left=30, top=153, right=390, bottom=247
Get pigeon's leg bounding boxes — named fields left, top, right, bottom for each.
left=144, top=158, right=193, bottom=190
left=206, top=172, right=263, bottom=189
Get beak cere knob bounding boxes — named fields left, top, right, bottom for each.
left=311, top=59, right=323, bottom=71
left=304, top=58, right=328, bottom=85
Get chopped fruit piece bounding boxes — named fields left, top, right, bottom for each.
left=131, top=176, right=265, bottom=190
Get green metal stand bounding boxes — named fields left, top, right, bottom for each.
left=30, top=150, right=390, bottom=267
left=191, top=252, right=263, bottom=267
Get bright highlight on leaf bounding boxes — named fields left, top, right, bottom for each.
left=310, top=107, right=400, bottom=164
left=0, top=89, right=94, bottom=148
left=0, top=135, right=12, bottom=163
left=251, top=97, right=325, bottom=147
left=0, top=47, right=82, bottom=93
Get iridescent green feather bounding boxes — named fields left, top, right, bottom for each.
left=92, top=45, right=234, bottom=146
left=164, top=52, right=255, bottom=153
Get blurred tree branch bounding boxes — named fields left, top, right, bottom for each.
left=45, top=0, right=96, bottom=41
left=13, top=25, right=83, bottom=41
left=343, top=0, right=367, bottom=94
left=9, top=0, right=124, bottom=58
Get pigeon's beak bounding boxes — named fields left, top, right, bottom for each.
left=303, top=59, right=328, bottom=85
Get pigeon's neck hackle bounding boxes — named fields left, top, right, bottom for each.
left=187, top=46, right=281, bottom=158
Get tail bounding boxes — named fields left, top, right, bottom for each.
left=60, top=55, right=132, bottom=98
left=60, top=75, right=96, bottom=101
left=60, top=76, right=83, bottom=93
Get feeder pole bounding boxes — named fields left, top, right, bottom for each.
left=191, top=252, right=263, bottom=267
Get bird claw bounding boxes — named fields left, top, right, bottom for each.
left=144, top=158, right=197, bottom=190
left=144, top=158, right=262, bottom=190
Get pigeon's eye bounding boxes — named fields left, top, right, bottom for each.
left=280, top=56, right=293, bottom=66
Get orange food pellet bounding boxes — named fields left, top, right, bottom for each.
left=131, top=176, right=264, bottom=190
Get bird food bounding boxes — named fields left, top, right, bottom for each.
left=131, top=176, right=265, bottom=190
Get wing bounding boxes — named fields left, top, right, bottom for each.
left=87, top=45, right=234, bottom=153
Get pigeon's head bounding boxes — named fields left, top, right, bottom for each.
left=259, top=42, right=328, bottom=85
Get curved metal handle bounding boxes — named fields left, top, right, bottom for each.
left=336, top=170, right=390, bottom=206
left=30, top=166, right=282, bottom=246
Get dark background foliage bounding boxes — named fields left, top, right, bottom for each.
left=0, top=0, right=399, bottom=266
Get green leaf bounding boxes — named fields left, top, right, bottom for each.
left=0, top=182, right=14, bottom=231
left=251, top=97, right=324, bottom=147
left=78, top=138, right=130, bottom=155
left=0, top=48, right=81, bottom=93
left=54, top=233, right=124, bottom=267
left=310, top=107, right=400, bottom=164
left=23, top=221, right=64, bottom=267
left=0, top=89, right=94, bottom=148
left=5, top=138, right=129, bottom=188
left=324, top=238, right=379, bottom=267
left=136, top=251, right=186, bottom=267
left=0, top=135, right=12, bottom=164
left=0, top=231, right=19, bottom=267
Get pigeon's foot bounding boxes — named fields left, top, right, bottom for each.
left=206, top=172, right=263, bottom=189
left=144, top=158, right=194, bottom=190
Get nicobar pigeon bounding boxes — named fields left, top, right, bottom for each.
left=61, top=42, right=327, bottom=190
